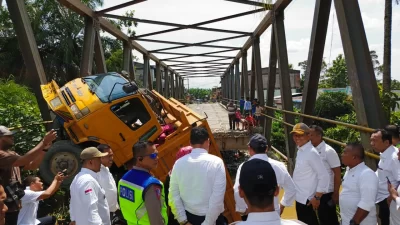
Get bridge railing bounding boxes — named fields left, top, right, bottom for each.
left=220, top=97, right=380, bottom=160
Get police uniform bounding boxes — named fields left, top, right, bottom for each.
left=118, top=166, right=168, bottom=225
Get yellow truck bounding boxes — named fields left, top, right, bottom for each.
left=40, top=72, right=240, bottom=222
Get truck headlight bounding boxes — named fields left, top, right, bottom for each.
left=50, top=97, right=62, bottom=108
left=70, top=104, right=83, bottom=119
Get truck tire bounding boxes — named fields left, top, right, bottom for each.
left=39, top=140, right=82, bottom=188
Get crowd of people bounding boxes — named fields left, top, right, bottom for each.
left=227, top=97, right=262, bottom=131
left=3, top=120, right=400, bottom=225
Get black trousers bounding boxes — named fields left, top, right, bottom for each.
left=5, top=211, right=19, bottom=225
left=296, top=201, right=319, bottom=225
left=228, top=114, right=236, bottom=130
left=38, top=216, right=56, bottom=225
left=186, top=211, right=226, bottom=225
left=378, top=198, right=390, bottom=225
left=317, top=192, right=339, bottom=225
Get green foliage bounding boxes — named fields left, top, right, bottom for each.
left=324, top=112, right=359, bottom=151
left=188, top=88, right=211, bottom=100
left=314, top=92, right=354, bottom=129
left=320, top=54, right=349, bottom=88
left=0, top=77, right=45, bottom=154
left=297, top=59, right=327, bottom=92
left=377, top=83, right=400, bottom=120
left=106, top=49, right=124, bottom=73
left=392, top=80, right=400, bottom=90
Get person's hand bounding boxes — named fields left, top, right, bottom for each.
left=43, top=129, right=57, bottom=145
left=388, top=183, right=398, bottom=200
left=332, top=192, right=339, bottom=205
left=55, top=172, right=66, bottom=182
left=43, top=142, right=52, bottom=150
left=307, top=197, right=320, bottom=210
left=279, top=204, right=285, bottom=215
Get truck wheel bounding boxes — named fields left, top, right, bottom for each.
left=39, top=140, right=82, bottom=188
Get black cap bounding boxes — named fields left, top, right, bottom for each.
left=247, top=133, right=267, bottom=149
left=239, top=159, right=277, bottom=194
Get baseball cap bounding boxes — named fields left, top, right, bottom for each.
left=80, top=147, right=109, bottom=160
left=0, top=126, right=16, bottom=136
left=247, top=133, right=268, bottom=149
left=239, top=159, right=277, bottom=194
left=290, top=123, right=310, bottom=135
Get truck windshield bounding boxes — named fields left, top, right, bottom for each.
left=83, top=73, right=132, bottom=103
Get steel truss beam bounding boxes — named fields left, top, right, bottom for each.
left=224, top=0, right=274, bottom=9
left=163, top=58, right=231, bottom=64
left=140, top=34, right=247, bottom=52
left=169, top=62, right=231, bottom=66
left=170, top=65, right=227, bottom=69
left=155, top=49, right=237, bottom=57
left=223, top=0, right=291, bottom=75
left=301, top=0, right=332, bottom=125
left=175, top=69, right=226, bottom=73
left=57, top=0, right=181, bottom=76
left=95, top=0, right=146, bottom=16
left=161, top=55, right=234, bottom=61
left=334, top=0, right=386, bottom=169
left=80, top=16, right=96, bottom=77
left=133, top=8, right=264, bottom=38
left=103, top=14, right=251, bottom=36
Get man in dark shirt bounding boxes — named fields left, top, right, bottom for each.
left=0, top=126, right=56, bottom=225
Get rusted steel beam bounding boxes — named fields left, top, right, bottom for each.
left=160, top=55, right=234, bottom=61
left=224, top=0, right=274, bottom=9
left=94, top=30, right=107, bottom=73
left=301, top=0, right=332, bottom=125
left=155, top=49, right=237, bottom=57
left=134, top=8, right=264, bottom=38
left=80, top=17, right=96, bottom=77
left=95, top=0, right=146, bottom=16
left=103, top=14, right=251, bottom=35
left=265, top=25, right=277, bottom=147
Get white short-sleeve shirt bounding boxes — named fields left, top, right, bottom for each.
left=315, top=141, right=341, bottom=193
left=17, top=187, right=44, bottom=225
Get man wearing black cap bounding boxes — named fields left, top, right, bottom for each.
left=234, top=134, right=296, bottom=218
left=0, top=126, right=56, bottom=225
left=236, top=159, right=303, bottom=225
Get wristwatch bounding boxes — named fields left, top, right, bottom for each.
left=314, top=195, right=321, bottom=201
left=349, top=219, right=359, bottom=225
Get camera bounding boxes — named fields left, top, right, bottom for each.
left=4, top=181, right=25, bottom=209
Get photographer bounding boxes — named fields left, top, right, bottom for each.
left=0, top=126, right=57, bottom=225
left=18, top=173, right=65, bottom=225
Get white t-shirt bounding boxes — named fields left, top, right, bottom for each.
left=315, top=141, right=341, bottom=193
left=17, top=187, right=44, bottom=225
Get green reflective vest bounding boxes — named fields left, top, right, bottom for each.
left=118, top=168, right=168, bottom=225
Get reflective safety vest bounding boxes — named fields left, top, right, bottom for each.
left=118, top=168, right=168, bottom=225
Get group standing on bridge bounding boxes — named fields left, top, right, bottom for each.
left=3, top=122, right=400, bottom=225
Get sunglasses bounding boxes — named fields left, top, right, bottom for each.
left=140, top=152, right=158, bottom=160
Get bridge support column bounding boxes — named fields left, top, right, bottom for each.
left=169, top=71, right=174, bottom=98
left=143, top=55, right=149, bottom=88
left=148, top=63, right=153, bottom=90
left=230, top=66, right=235, bottom=102
left=123, top=41, right=133, bottom=79
left=250, top=48, right=256, bottom=101
left=274, top=12, right=296, bottom=175
left=241, top=51, right=249, bottom=99
left=94, top=30, right=107, bottom=74
left=80, top=17, right=96, bottom=77
left=175, top=75, right=179, bottom=99
left=171, top=73, right=176, bottom=98
left=156, top=63, right=162, bottom=93
left=5, top=0, right=51, bottom=124
left=165, top=68, right=170, bottom=97
left=130, top=53, right=135, bottom=80
left=254, top=36, right=265, bottom=127
left=335, top=0, right=387, bottom=169
left=235, top=60, right=240, bottom=102
left=301, top=0, right=332, bottom=125
left=265, top=25, right=277, bottom=144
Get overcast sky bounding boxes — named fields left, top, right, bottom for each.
left=100, top=0, right=400, bottom=89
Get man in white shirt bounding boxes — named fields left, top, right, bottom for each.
left=233, top=159, right=304, bottom=225
left=309, top=125, right=340, bottom=225
left=69, top=147, right=110, bottom=225
left=17, top=173, right=65, bottom=225
left=291, top=123, right=329, bottom=225
left=339, top=143, right=378, bottom=225
left=169, top=127, right=226, bottom=225
left=370, top=129, right=400, bottom=225
left=97, top=145, right=119, bottom=216
left=388, top=147, right=400, bottom=225
left=234, top=134, right=295, bottom=218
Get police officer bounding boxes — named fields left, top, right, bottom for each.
left=118, top=141, right=167, bottom=225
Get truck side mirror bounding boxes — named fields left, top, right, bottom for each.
left=123, top=83, right=138, bottom=94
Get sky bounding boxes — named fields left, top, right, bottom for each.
left=99, top=0, right=400, bottom=89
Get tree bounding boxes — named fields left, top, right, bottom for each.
left=188, top=88, right=211, bottom=100
left=297, top=59, right=327, bottom=92
left=383, top=0, right=399, bottom=118
left=391, top=79, right=400, bottom=90
left=319, top=54, right=348, bottom=88
left=370, top=50, right=382, bottom=76
left=314, top=92, right=354, bottom=129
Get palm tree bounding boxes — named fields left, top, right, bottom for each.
left=382, top=0, right=399, bottom=110
left=370, top=50, right=381, bottom=76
